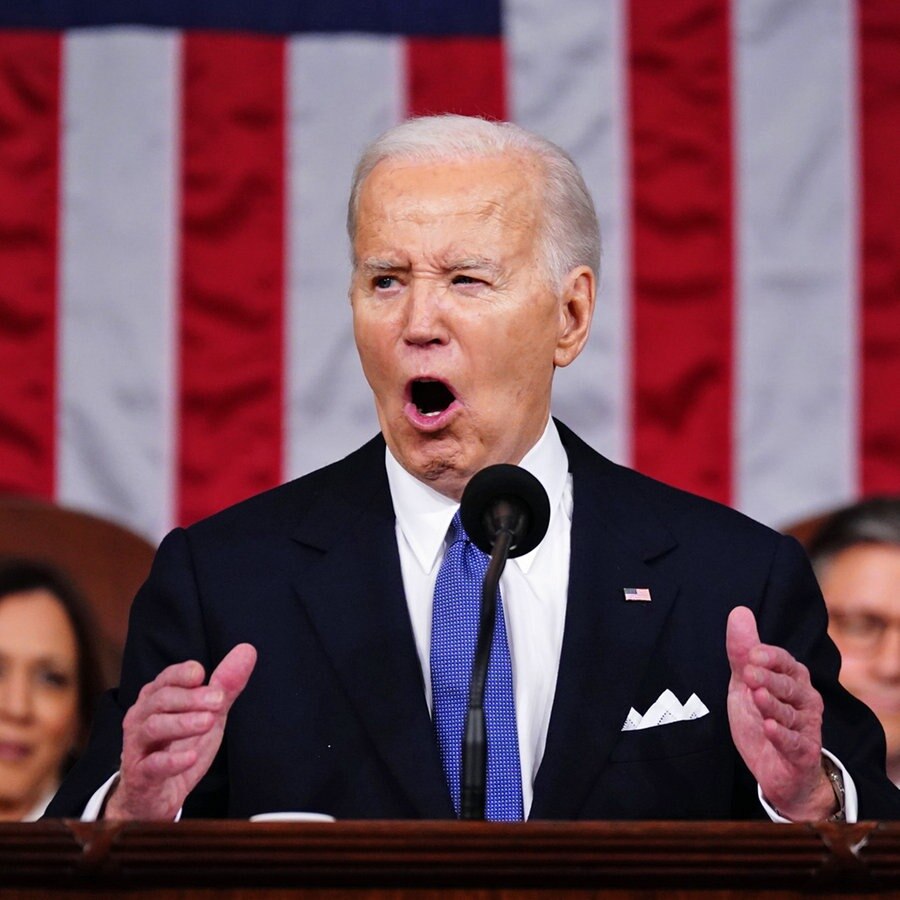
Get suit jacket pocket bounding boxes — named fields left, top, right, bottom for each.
left=609, top=714, right=717, bottom=762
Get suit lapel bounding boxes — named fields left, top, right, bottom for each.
left=289, top=440, right=453, bottom=818
left=531, top=425, right=680, bottom=819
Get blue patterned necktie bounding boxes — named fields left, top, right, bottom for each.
left=430, top=511, right=524, bottom=821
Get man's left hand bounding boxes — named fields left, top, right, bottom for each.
left=726, top=606, right=837, bottom=821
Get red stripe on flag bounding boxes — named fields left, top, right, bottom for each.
left=177, top=33, right=286, bottom=527
left=0, top=32, right=61, bottom=500
left=628, top=1, right=734, bottom=505
left=405, top=37, right=506, bottom=119
left=858, top=1, right=900, bottom=495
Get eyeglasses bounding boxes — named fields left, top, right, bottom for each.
left=829, top=612, right=900, bottom=651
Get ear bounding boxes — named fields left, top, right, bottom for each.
left=554, top=266, right=596, bottom=368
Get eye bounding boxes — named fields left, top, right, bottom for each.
left=451, top=274, right=483, bottom=286
left=832, top=613, right=886, bottom=642
left=373, top=275, right=397, bottom=290
left=36, top=668, right=74, bottom=690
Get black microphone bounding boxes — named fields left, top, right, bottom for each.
left=457, top=464, right=551, bottom=820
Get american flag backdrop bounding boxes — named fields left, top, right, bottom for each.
left=0, top=0, right=898, bottom=544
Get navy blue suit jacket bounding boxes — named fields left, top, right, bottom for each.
left=47, top=423, right=900, bottom=820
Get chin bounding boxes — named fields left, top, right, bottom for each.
left=418, top=458, right=455, bottom=482
left=401, top=431, right=458, bottom=473
left=415, top=451, right=467, bottom=490
left=400, top=444, right=471, bottom=498
left=880, top=712, right=900, bottom=738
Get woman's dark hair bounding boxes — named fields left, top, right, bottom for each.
left=807, top=496, right=900, bottom=573
left=0, top=558, right=107, bottom=756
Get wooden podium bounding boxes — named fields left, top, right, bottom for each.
left=2, top=820, right=900, bottom=898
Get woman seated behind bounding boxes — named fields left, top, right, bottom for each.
left=0, top=559, right=106, bottom=820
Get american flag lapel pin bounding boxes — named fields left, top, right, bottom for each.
left=624, top=587, right=652, bottom=603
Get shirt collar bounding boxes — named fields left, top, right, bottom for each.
left=22, top=782, right=59, bottom=822
left=385, top=419, right=569, bottom=575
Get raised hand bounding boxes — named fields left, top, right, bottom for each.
left=726, top=607, right=836, bottom=821
left=104, top=643, right=257, bottom=821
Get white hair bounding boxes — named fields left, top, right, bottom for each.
left=347, top=115, right=600, bottom=289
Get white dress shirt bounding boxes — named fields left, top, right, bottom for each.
left=22, top=783, right=58, bottom=822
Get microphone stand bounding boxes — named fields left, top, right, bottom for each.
left=459, top=521, right=516, bottom=820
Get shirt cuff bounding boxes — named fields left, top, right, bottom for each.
left=758, top=748, right=858, bottom=823
left=80, top=771, right=183, bottom=822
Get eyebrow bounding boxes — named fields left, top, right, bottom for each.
left=0, top=650, right=76, bottom=670
left=446, top=257, right=501, bottom=277
left=357, top=257, right=502, bottom=277
left=358, top=258, right=406, bottom=275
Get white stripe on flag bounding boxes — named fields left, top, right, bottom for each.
left=733, top=0, right=859, bottom=528
left=57, top=29, right=180, bottom=540
left=507, top=0, right=632, bottom=467
left=285, top=35, right=403, bottom=480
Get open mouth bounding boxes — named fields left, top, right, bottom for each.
left=410, top=379, right=456, bottom=417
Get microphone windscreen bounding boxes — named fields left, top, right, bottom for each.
left=460, top=464, right=551, bottom=558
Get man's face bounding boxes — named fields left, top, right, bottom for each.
left=350, top=154, right=593, bottom=499
left=819, top=544, right=900, bottom=780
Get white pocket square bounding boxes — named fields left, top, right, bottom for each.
left=621, top=689, right=709, bottom=731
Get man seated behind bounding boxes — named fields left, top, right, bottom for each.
left=47, top=115, right=900, bottom=822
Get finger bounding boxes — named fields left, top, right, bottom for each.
left=136, top=747, right=200, bottom=781
left=726, top=606, right=759, bottom=675
left=137, top=710, right=217, bottom=747
left=139, top=685, right=226, bottom=717
left=745, top=663, right=818, bottom=712
left=750, top=685, right=801, bottom=732
left=761, top=717, right=821, bottom=768
left=747, top=666, right=823, bottom=729
left=150, top=659, right=207, bottom=691
left=747, top=642, right=811, bottom=681
left=209, top=643, right=257, bottom=707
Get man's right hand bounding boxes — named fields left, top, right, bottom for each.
left=104, top=643, right=257, bottom=821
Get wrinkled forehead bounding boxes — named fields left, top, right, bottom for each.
left=353, top=153, right=545, bottom=252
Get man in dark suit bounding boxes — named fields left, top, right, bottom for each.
left=48, top=115, right=900, bottom=822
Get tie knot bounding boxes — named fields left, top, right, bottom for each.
left=449, top=510, right=468, bottom=546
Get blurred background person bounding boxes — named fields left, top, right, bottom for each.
left=807, top=497, right=900, bottom=787
left=0, top=559, right=106, bottom=820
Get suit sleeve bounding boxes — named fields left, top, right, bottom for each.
left=45, top=528, right=229, bottom=818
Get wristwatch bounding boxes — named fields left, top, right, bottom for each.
left=822, top=755, right=846, bottom=823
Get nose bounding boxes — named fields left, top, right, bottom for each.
left=873, top=626, right=900, bottom=682
left=402, top=279, right=448, bottom=347
left=0, top=668, right=33, bottom=722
